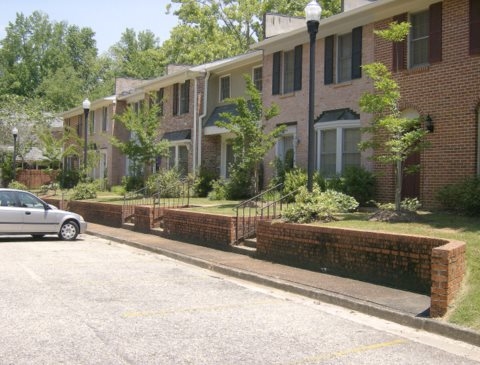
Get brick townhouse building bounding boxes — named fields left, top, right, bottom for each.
left=255, top=0, right=480, bottom=208
left=59, top=0, right=479, bottom=209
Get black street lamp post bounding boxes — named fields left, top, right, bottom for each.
left=82, top=98, right=91, bottom=172
left=305, top=0, right=321, bottom=191
left=12, top=127, right=18, bottom=181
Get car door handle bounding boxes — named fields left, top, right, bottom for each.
left=25, top=211, right=31, bottom=215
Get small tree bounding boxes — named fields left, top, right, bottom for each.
left=359, top=21, right=429, bottom=211
left=111, top=96, right=170, bottom=182
left=215, top=75, right=284, bottom=198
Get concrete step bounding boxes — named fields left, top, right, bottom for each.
left=231, top=242, right=257, bottom=257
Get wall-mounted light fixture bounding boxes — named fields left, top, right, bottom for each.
left=425, top=115, right=434, bottom=133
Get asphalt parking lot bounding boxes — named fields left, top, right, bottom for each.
left=1, top=234, right=479, bottom=364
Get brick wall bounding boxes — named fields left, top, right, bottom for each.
left=374, top=0, right=480, bottom=208
left=256, top=220, right=465, bottom=317
left=163, top=209, right=236, bottom=249
left=430, top=240, right=466, bottom=317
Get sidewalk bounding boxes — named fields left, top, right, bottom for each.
left=86, top=223, right=480, bottom=346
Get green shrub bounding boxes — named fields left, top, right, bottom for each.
left=110, top=185, right=126, bottom=196
left=437, top=177, right=480, bottom=215
left=283, top=168, right=307, bottom=199
left=8, top=180, right=28, bottom=190
left=122, top=175, right=144, bottom=192
left=71, top=182, right=97, bottom=200
left=283, top=185, right=359, bottom=223
left=40, top=182, right=60, bottom=194
left=93, top=178, right=108, bottom=192
left=193, top=168, right=217, bottom=197
left=58, top=169, right=80, bottom=189
left=208, top=179, right=228, bottom=201
left=146, top=168, right=182, bottom=198
left=340, top=166, right=376, bottom=206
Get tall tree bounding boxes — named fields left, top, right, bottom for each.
left=163, top=0, right=340, bottom=65
left=0, top=11, right=99, bottom=111
left=108, top=28, right=166, bottom=79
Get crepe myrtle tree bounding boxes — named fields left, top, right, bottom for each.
left=215, top=75, right=284, bottom=199
left=111, top=94, right=170, bottom=181
left=359, top=21, right=429, bottom=212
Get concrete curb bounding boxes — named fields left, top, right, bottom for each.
left=89, top=230, right=480, bottom=347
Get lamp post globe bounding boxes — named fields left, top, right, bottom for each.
left=82, top=98, right=91, bottom=172
left=305, top=0, right=321, bottom=191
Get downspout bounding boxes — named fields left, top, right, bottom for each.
left=193, top=77, right=198, bottom=173
left=198, top=70, right=211, bottom=172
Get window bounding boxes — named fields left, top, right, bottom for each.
left=393, top=4, right=442, bottom=71
left=253, top=66, right=263, bottom=92
left=225, top=142, right=234, bottom=178
left=77, top=116, right=82, bottom=136
left=220, top=135, right=235, bottom=179
left=315, top=121, right=361, bottom=176
left=276, top=125, right=297, bottom=171
left=470, top=0, right=480, bottom=55
left=272, top=45, right=302, bottom=95
left=102, top=107, right=108, bottom=132
left=337, top=33, right=353, bottom=83
left=220, top=75, right=231, bottom=101
left=157, top=88, right=164, bottom=116
left=409, top=11, right=429, bottom=67
left=168, top=144, right=189, bottom=177
left=325, top=27, right=362, bottom=84
left=89, top=110, right=95, bottom=135
left=173, top=81, right=190, bottom=115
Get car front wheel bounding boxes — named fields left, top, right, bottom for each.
left=59, top=221, right=79, bottom=241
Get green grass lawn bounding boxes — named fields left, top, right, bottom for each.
left=322, top=211, right=480, bottom=330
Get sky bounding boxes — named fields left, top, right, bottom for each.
left=0, top=0, right=179, bottom=54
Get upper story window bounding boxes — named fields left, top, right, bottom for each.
left=157, top=88, right=164, bottom=116
left=89, top=110, right=95, bottom=135
left=220, top=75, right=231, bottom=101
left=77, top=115, right=82, bottom=136
left=325, top=27, right=362, bottom=84
left=393, top=3, right=442, bottom=71
left=102, top=107, right=108, bottom=132
left=253, top=66, right=263, bottom=92
left=173, top=81, right=190, bottom=115
left=409, top=11, right=429, bottom=68
left=272, top=45, right=302, bottom=95
left=470, top=0, right=480, bottom=56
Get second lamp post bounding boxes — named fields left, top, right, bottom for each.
left=305, top=0, right=321, bottom=192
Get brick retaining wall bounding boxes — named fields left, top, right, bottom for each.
left=163, top=209, right=236, bottom=249
left=256, top=220, right=466, bottom=317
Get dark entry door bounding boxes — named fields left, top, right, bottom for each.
left=402, top=152, right=420, bottom=199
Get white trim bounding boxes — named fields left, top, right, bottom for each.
left=204, top=125, right=230, bottom=136
left=219, top=75, right=231, bottom=102
left=220, top=133, right=235, bottom=179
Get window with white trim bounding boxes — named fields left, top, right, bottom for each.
left=220, top=75, right=231, bottom=101
left=168, top=144, right=189, bottom=177
left=315, top=120, right=361, bottom=176
left=102, top=107, right=108, bottom=132
left=337, top=33, right=353, bottom=83
left=276, top=125, right=297, bottom=171
left=253, top=66, right=263, bottom=92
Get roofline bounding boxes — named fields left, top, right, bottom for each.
left=58, top=95, right=116, bottom=118
left=252, top=0, right=439, bottom=53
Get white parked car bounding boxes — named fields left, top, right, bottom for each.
left=0, top=188, right=87, bottom=240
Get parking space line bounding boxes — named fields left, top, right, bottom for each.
left=19, top=264, right=44, bottom=284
